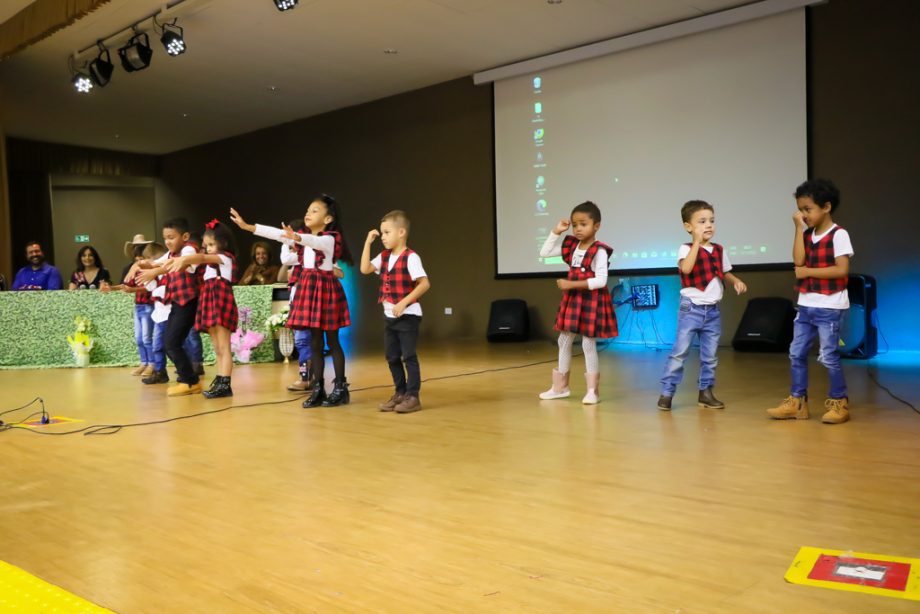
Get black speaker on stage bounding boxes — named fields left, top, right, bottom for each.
left=732, top=297, right=795, bottom=352
left=487, top=299, right=529, bottom=342
left=840, top=274, right=878, bottom=359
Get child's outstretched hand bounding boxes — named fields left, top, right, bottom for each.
left=556, top=279, right=574, bottom=291
left=136, top=269, right=157, bottom=285
left=229, top=207, right=255, bottom=232
left=733, top=279, right=748, bottom=295
left=281, top=223, right=300, bottom=242
left=366, top=229, right=380, bottom=244
left=553, top=219, right=570, bottom=235
left=162, top=257, right=185, bottom=273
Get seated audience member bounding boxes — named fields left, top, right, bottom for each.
left=69, top=245, right=112, bottom=290
left=238, top=241, right=279, bottom=285
left=12, top=241, right=63, bottom=290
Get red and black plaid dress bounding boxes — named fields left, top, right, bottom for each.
left=287, top=231, right=351, bottom=330
left=554, top=236, right=618, bottom=338
left=196, top=252, right=239, bottom=332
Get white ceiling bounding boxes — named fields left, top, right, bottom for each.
left=0, top=0, right=752, bottom=155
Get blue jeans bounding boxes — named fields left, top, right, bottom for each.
left=294, top=329, right=312, bottom=378
left=152, top=320, right=167, bottom=371
left=134, top=304, right=154, bottom=364
left=660, top=298, right=721, bottom=396
left=789, top=306, right=848, bottom=399
left=183, top=328, right=203, bottom=364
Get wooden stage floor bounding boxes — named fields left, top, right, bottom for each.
left=1, top=341, right=918, bottom=612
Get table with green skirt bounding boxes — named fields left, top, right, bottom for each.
left=0, top=285, right=276, bottom=368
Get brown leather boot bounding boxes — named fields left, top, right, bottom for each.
left=821, top=398, right=850, bottom=424
left=379, top=393, right=405, bottom=412
left=766, top=396, right=809, bottom=420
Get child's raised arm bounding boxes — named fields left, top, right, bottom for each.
left=229, top=208, right=256, bottom=233
left=360, top=229, right=379, bottom=275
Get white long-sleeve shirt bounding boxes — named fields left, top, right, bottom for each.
left=254, top=224, right=336, bottom=272
left=540, top=232, right=609, bottom=290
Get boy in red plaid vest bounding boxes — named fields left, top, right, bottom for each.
left=539, top=201, right=618, bottom=404
left=360, top=210, right=431, bottom=414
left=768, top=179, right=853, bottom=424
left=658, top=201, right=747, bottom=411
left=137, top=217, right=203, bottom=397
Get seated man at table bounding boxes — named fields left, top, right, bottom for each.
left=12, top=241, right=63, bottom=290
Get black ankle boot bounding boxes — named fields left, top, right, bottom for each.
left=322, top=378, right=350, bottom=407
left=203, top=376, right=233, bottom=399
left=698, top=387, right=724, bottom=409
left=143, top=369, right=169, bottom=385
left=302, top=380, right=326, bottom=408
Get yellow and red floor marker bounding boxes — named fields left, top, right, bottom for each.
left=785, top=546, right=920, bottom=601
left=0, top=560, right=111, bottom=612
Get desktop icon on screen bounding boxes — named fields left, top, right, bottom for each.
left=533, top=76, right=542, bottom=90
left=536, top=199, right=548, bottom=213
left=534, top=102, right=542, bottom=114
left=535, top=176, right=545, bottom=189
left=533, top=128, right=544, bottom=141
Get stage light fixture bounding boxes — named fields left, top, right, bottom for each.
left=274, top=0, right=298, bottom=11
left=118, top=31, right=153, bottom=72
left=88, top=42, right=114, bottom=87
left=69, top=56, right=93, bottom=93
left=158, top=19, right=186, bottom=56
left=72, top=71, right=93, bottom=93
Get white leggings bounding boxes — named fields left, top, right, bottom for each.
left=557, top=332, right=598, bottom=374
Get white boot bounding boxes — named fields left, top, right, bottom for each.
left=539, top=369, right=571, bottom=399
left=582, top=372, right=599, bottom=404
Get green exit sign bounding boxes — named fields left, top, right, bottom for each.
left=74, top=234, right=90, bottom=243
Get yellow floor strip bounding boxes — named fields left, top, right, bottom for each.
left=785, top=546, right=920, bottom=601
left=0, top=561, right=112, bottom=612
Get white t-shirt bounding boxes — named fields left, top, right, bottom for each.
left=371, top=250, right=427, bottom=318
left=539, top=232, right=609, bottom=290
left=677, top=243, right=733, bottom=305
left=798, top=225, right=853, bottom=310
left=203, top=254, right=233, bottom=282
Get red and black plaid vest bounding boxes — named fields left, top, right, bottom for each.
left=680, top=243, right=724, bottom=291
left=378, top=249, right=417, bottom=305
left=561, top=236, right=611, bottom=282
left=126, top=275, right=152, bottom=305
left=164, top=243, right=201, bottom=306
left=797, top=226, right=847, bottom=295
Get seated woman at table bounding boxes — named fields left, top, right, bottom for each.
left=238, top=241, right=279, bottom=285
left=69, top=245, right=111, bottom=290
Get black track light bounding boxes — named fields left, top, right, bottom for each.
left=118, top=31, right=153, bottom=72
left=159, top=21, right=186, bottom=56
left=274, top=0, right=298, bottom=11
left=88, top=42, right=114, bottom=87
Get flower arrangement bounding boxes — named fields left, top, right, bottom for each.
left=66, top=316, right=95, bottom=366
left=265, top=308, right=289, bottom=333
left=230, top=306, right=265, bottom=363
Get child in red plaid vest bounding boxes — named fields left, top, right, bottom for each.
left=137, top=217, right=204, bottom=397
left=539, top=201, right=618, bottom=404
left=164, top=219, right=239, bottom=399
left=768, top=179, right=853, bottom=424
left=657, top=201, right=747, bottom=412
left=360, top=210, right=431, bottom=414
left=231, top=195, right=354, bottom=408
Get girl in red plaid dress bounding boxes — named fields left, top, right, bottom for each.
left=539, top=201, right=618, bottom=404
left=164, top=219, right=239, bottom=399
left=231, top=195, right=354, bottom=408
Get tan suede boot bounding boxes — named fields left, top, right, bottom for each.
left=821, top=398, right=850, bottom=424
left=539, top=369, right=571, bottom=400
left=130, top=364, right=147, bottom=376
left=582, top=372, right=599, bottom=404
left=766, top=396, right=809, bottom=420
